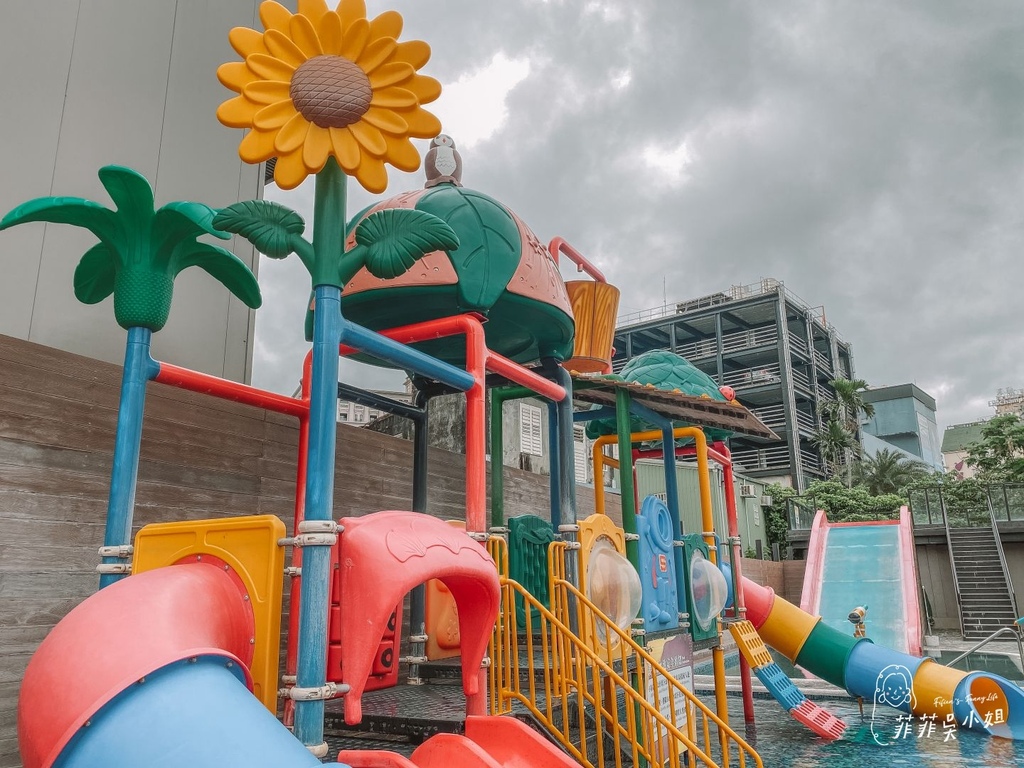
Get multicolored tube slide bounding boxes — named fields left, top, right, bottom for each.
left=742, top=574, right=1024, bottom=740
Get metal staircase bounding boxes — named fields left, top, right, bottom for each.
left=947, top=515, right=1019, bottom=640
left=488, top=538, right=762, bottom=768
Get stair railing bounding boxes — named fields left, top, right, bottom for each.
left=985, top=492, right=1020, bottom=619
left=487, top=536, right=761, bottom=768
left=938, top=487, right=967, bottom=637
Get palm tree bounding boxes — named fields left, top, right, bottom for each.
left=828, top=377, right=875, bottom=430
left=853, top=448, right=932, bottom=495
left=812, top=417, right=856, bottom=479
left=0, top=165, right=262, bottom=588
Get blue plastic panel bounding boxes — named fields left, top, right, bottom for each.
left=637, top=495, right=679, bottom=632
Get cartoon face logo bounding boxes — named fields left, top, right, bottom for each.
left=877, top=670, right=913, bottom=708
left=870, top=664, right=917, bottom=746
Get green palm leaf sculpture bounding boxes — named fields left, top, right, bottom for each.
left=1, top=165, right=262, bottom=329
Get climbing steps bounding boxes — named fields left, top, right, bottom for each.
left=729, top=620, right=847, bottom=741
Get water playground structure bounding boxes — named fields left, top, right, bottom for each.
left=6, top=2, right=1024, bottom=766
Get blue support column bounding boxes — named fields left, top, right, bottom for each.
left=292, top=285, right=343, bottom=750
left=99, top=326, right=159, bottom=589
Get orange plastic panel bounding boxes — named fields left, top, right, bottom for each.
left=132, top=515, right=285, bottom=712
left=425, top=520, right=467, bottom=660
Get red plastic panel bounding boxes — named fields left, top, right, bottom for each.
left=791, top=699, right=847, bottom=741
left=335, top=511, right=500, bottom=725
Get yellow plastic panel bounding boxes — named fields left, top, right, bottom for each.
left=133, top=515, right=286, bottom=712
left=577, top=514, right=628, bottom=653
left=729, top=620, right=774, bottom=671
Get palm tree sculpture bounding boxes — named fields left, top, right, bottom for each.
left=213, top=1, right=458, bottom=748
left=0, top=165, right=263, bottom=587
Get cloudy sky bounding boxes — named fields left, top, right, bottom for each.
left=251, top=0, right=1024, bottom=432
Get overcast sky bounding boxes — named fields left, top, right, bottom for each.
left=250, top=0, right=1024, bottom=433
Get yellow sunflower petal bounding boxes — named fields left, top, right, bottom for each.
left=395, top=107, right=442, bottom=139
left=367, top=62, right=414, bottom=89
left=303, top=124, right=332, bottom=171
left=391, top=40, right=431, bottom=70
left=362, top=107, right=408, bottom=136
left=318, top=11, right=343, bottom=55
left=297, top=0, right=330, bottom=26
left=243, top=80, right=292, bottom=105
left=254, top=100, right=298, bottom=130
left=383, top=134, right=421, bottom=172
left=329, top=127, right=362, bottom=171
left=217, top=61, right=259, bottom=91
left=265, top=29, right=308, bottom=68
left=239, top=128, right=278, bottom=163
left=273, top=150, right=311, bottom=190
left=402, top=74, right=442, bottom=104
left=230, top=27, right=268, bottom=58
left=246, top=53, right=295, bottom=82
left=339, top=18, right=370, bottom=60
left=368, top=10, right=403, bottom=40
left=276, top=112, right=311, bottom=153
left=259, top=1, right=293, bottom=33
left=353, top=154, right=388, bottom=195
left=289, top=13, right=323, bottom=58
left=338, top=0, right=368, bottom=30
left=355, top=36, right=397, bottom=73
left=369, top=87, right=417, bottom=109
left=348, top=121, right=387, bottom=157
left=217, top=95, right=262, bottom=128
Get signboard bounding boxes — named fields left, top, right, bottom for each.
left=644, top=633, right=694, bottom=756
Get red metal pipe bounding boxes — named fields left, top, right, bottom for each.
left=548, top=236, right=607, bottom=283
left=485, top=350, right=566, bottom=401
left=283, top=352, right=314, bottom=726
left=154, top=363, right=308, bottom=419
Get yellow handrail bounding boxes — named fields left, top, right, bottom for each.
left=487, top=536, right=761, bottom=768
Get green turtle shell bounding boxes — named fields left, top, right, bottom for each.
left=585, top=350, right=733, bottom=442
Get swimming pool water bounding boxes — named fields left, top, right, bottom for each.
left=726, top=694, right=1024, bottom=767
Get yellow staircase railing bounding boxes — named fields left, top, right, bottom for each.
left=487, top=538, right=762, bottom=768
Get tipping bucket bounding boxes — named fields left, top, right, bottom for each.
left=563, top=280, right=620, bottom=373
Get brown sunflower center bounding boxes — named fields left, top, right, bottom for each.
left=290, top=55, right=372, bottom=129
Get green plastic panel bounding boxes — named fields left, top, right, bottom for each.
left=508, top=515, right=555, bottom=628
left=681, top=533, right=717, bottom=643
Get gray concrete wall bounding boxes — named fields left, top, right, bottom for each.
left=0, top=0, right=263, bottom=383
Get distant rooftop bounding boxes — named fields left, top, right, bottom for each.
left=616, top=278, right=842, bottom=339
left=941, top=420, right=989, bottom=453
left=862, top=383, right=937, bottom=412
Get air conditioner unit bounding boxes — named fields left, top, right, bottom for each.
left=739, top=484, right=756, bottom=498
left=760, top=495, right=773, bottom=507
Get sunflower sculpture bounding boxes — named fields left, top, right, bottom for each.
left=217, top=0, right=442, bottom=193
left=213, top=3, right=459, bottom=752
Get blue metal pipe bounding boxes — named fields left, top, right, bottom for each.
left=547, top=399, right=561, bottom=529
left=340, top=320, right=474, bottom=392
left=99, top=326, right=160, bottom=589
left=292, top=285, right=343, bottom=749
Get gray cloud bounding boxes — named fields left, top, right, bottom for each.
left=250, top=0, right=1024, bottom=431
